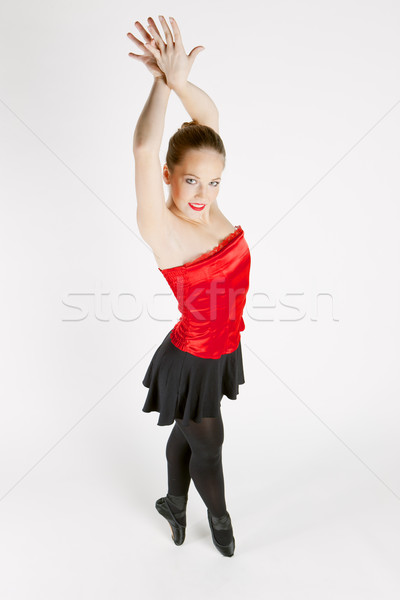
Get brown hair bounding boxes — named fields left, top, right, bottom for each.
left=166, top=119, right=226, bottom=173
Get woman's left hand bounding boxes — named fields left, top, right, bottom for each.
left=143, top=16, right=205, bottom=91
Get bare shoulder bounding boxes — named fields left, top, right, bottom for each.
left=141, top=209, right=183, bottom=264
left=146, top=208, right=237, bottom=270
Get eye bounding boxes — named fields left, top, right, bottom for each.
left=185, top=178, right=220, bottom=186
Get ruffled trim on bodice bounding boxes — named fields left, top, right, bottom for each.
left=159, top=225, right=243, bottom=273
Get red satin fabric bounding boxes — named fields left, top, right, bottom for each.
left=158, top=225, right=251, bottom=359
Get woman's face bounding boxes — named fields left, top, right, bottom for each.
left=163, top=149, right=224, bottom=222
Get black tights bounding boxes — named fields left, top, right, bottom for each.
left=166, top=410, right=227, bottom=518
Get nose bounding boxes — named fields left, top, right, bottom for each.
left=195, top=186, right=207, bottom=201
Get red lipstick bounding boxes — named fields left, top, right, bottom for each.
left=188, top=202, right=206, bottom=211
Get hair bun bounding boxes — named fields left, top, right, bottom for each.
left=180, top=120, right=199, bottom=129
left=167, top=120, right=226, bottom=171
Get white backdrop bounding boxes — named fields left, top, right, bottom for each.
left=1, top=0, right=400, bottom=598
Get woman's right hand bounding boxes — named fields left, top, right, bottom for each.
left=127, top=20, right=167, bottom=83
left=142, top=16, right=205, bottom=91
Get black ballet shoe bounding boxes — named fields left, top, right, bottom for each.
left=207, top=509, right=235, bottom=557
left=155, top=496, right=187, bottom=546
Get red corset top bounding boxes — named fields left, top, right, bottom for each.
left=158, top=225, right=251, bottom=359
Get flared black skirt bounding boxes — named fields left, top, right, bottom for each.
left=141, top=329, right=245, bottom=426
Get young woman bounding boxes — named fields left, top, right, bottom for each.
left=127, top=15, right=251, bottom=557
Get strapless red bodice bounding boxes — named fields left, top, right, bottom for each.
left=158, top=225, right=251, bottom=359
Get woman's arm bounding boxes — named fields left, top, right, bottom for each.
left=172, top=80, right=219, bottom=133
left=133, top=77, right=171, bottom=152
left=143, top=16, right=217, bottom=130
left=133, top=77, right=171, bottom=238
left=128, top=16, right=212, bottom=239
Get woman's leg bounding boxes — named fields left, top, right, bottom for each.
left=174, top=410, right=227, bottom=518
left=166, top=422, right=192, bottom=497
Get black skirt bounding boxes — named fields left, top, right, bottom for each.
left=141, top=329, right=245, bottom=426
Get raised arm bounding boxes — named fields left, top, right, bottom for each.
left=128, top=16, right=210, bottom=240
left=133, top=77, right=171, bottom=151
left=172, top=81, right=219, bottom=134
left=132, top=77, right=171, bottom=239
left=143, top=17, right=218, bottom=131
